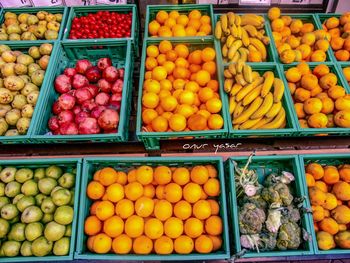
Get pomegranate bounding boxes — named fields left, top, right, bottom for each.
left=58, top=93, right=76, bottom=110
left=102, top=66, right=119, bottom=82
left=97, top=57, right=112, bottom=71
left=58, top=110, right=75, bottom=126
left=72, top=74, right=89, bottom=89
left=52, top=130, right=61, bottom=135
left=81, top=99, right=97, bottom=112
left=75, top=59, right=92, bottom=74
left=67, top=89, right=76, bottom=97
left=111, top=79, right=123, bottom=93
left=98, top=109, right=119, bottom=130
left=110, top=93, right=122, bottom=103
left=52, top=101, right=62, bottom=115
left=79, top=117, right=100, bottom=134
left=108, top=101, right=121, bottom=111
left=63, top=68, right=77, bottom=78
left=95, top=92, right=110, bottom=106
left=75, top=87, right=93, bottom=104
left=91, top=106, right=106, bottom=119
left=85, top=66, right=101, bottom=83
left=48, top=116, right=59, bottom=131
left=72, top=105, right=82, bottom=115
left=54, top=74, right=72, bottom=94
left=75, top=111, right=90, bottom=124
left=60, top=122, right=79, bottom=135
left=86, top=84, right=99, bottom=97
left=97, top=79, right=111, bottom=93
left=118, top=68, right=125, bottom=79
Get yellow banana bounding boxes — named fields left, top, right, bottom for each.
left=260, top=108, right=286, bottom=129
left=229, top=96, right=236, bottom=114
left=222, top=44, right=228, bottom=58
left=235, top=14, right=241, bottom=26
left=279, top=119, right=287, bottom=129
left=243, top=25, right=258, bottom=37
left=224, top=69, right=233, bottom=79
left=238, top=47, right=249, bottom=62
left=233, top=101, right=244, bottom=118
left=231, top=52, right=240, bottom=63
left=220, top=14, right=228, bottom=32
left=252, top=71, right=260, bottom=80
left=251, top=116, right=274, bottom=129
left=249, top=38, right=267, bottom=60
left=248, top=44, right=258, bottom=52
left=261, top=71, right=274, bottom=97
left=256, top=31, right=264, bottom=40
left=236, top=59, right=245, bottom=74
left=241, top=15, right=263, bottom=27
left=230, top=23, right=238, bottom=38
left=273, top=78, right=285, bottom=103
left=235, top=74, right=247, bottom=86
left=236, top=26, right=242, bottom=39
left=230, top=83, right=243, bottom=97
left=228, top=63, right=237, bottom=75
left=243, top=64, right=253, bottom=83
left=241, top=27, right=250, bottom=47
left=228, top=40, right=242, bottom=60
left=226, top=35, right=235, bottom=48
left=233, top=97, right=263, bottom=124
left=251, top=92, right=274, bottom=119
left=215, top=21, right=222, bottom=39
left=265, top=101, right=282, bottom=118
left=227, top=12, right=235, bottom=26
left=261, top=36, right=270, bottom=45
left=224, top=78, right=234, bottom=93
left=239, top=117, right=263, bottom=130
left=233, top=124, right=240, bottom=130
left=235, top=77, right=264, bottom=102
left=221, top=36, right=227, bottom=44
left=242, top=84, right=262, bottom=106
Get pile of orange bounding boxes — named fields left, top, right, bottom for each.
left=305, top=162, right=350, bottom=250
left=84, top=165, right=223, bottom=255
left=268, top=7, right=330, bottom=63
left=142, top=40, right=224, bottom=132
left=148, top=9, right=211, bottom=37
left=343, top=67, right=350, bottom=85
left=322, top=13, right=350, bottom=61
left=285, top=62, right=350, bottom=128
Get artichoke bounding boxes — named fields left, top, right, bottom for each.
left=259, top=232, right=278, bottom=251
left=266, top=208, right=282, bottom=233
left=240, top=234, right=260, bottom=250
left=239, top=203, right=266, bottom=234
left=281, top=205, right=301, bottom=224
left=261, top=186, right=281, bottom=205
left=240, top=194, right=267, bottom=210
left=276, top=221, right=301, bottom=250
left=273, top=182, right=293, bottom=206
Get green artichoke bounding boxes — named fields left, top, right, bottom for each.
left=239, top=203, right=266, bottom=235
left=276, top=221, right=301, bottom=250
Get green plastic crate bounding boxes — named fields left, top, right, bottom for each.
left=0, top=6, right=69, bottom=43
left=0, top=41, right=58, bottom=144
left=299, top=153, right=350, bottom=255
left=281, top=62, right=350, bottom=136
left=62, top=5, right=139, bottom=56
left=136, top=37, right=229, bottom=150
left=144, top=4, right=214, bottom=40
left=225, top=155, right=314, bottom=258
left=75, top=156, right=230, bottom=261
left=0, top=157, right=82, bottom=262
left=214, top=14, right=276, bottom=64
left=223, top=63, right=298, bottom=138
left=31, top=40, right=133, bottom=143
left=266, top=14, right=335, bottom=65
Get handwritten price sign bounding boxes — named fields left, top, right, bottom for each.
left=63, top=0, right=95, bottom=6
left=31, top=0, right=63, bottom=6
left=183, top=142, right=242, bottom=154
left=1, top=0, right=32, bottom=7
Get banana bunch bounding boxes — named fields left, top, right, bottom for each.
left=224, top=63, right=286, bottom=130
left=215, top=12, right=270, bottom=63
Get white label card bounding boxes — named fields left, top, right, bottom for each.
left=96, top=0, right=127, bottom=4
left=1, top=0, right=32, bottom=7
left=31, top=0, right=64, bottom=6
left=63, top=0, right=96, bottom=6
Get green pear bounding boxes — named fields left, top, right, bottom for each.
left=41, top=213, right=54, bottom=224
left=53, top=237, right=70, bottom=256
left=21, top=205, right=43, bottom=223
left=46, top=165, right=62, bottom=179
left=21, top=179, right=38, bottom=196
left=64, top=224, right=72, bottom=237
left=0, top=196, right=10, bottom=209
left=41, top=197, right=56, bottom=214
left=2, top=240, right=21, bottom=257
left=54, top=206, right=73, bottom=225
left=5, top=181, right=21, bottom=197
left=52, top=189, right=71, bottom=206
left=0, top=182, right=5, bottom=196
left=38, top=177, right=57, bottom=195
left=27, top=15, right=39, bottom=26
left=34, top=193, right=46, bottom=206
left=28, top=47, right=41, bottom=60
left=12, top=193, right=24, bottom=204
left=39, top=43, right=53, bottom=56
left=58, top=173, right=75, bottom=189
left=25, top=222, right=43, bottom=241
left=0, top=167, right=16, bottom=183
left=51, top=186, right=63, bottom=196
left=20, top=240, right=32, bottom=256
left=9, top=215, right=19, bottom=224
left=1, top=203, right=18, bottom=220
left=0, top=218, right=10, bottom=238
left=15, top=168, right=33, bottom=183
left=69, top=190, right=75, bottom=206
left=8, top=223, right=25, bottom=241
left=17, top=195, right=35, bottom=212
left=31, top=237, right=52, bottom=256
left=44, top=221, right=65, bottom=241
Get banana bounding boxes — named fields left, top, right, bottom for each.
left=243, top=64, right=253, bottom=83
left=236, top=26, right=242, bottom=39
left=230, top=83, right=243, bottom=97
left=279, top=119, right=287, bottom=129
left=260, top=108, right=286, bottom=129
left=239, top=117, right=263, bottom=130
left=241, top=27, right=250, bottom=47
left=235, top=74, right=247, bottom=86
left=273, top=78, right=285, bottom=103
left=233, top=97, right=263, bottom=124
left=233, top=124, right=240, bottom=130
left=238, top=47, right=249, bottom=62
left=251, top=92, right=274, bottom=119
left=235, top=15, right=241, bottom=26
left=241, top=15, right=263, bottom=27
left=261, top=71, right=274, bottom=97
left=231, top=52, right=240, bottom=63
left=243, top=25, right=258, bottom=37
left=249, top=38, right=267, bottom=60
left=251, top=116, right=274, bottom=129
left=230, top=23, right=239, bottom=38
left=228, top=63, right=237, bottom=75
left=256, top=31, right=264, bottom=40
left=242, top=84, right=262, bottom=106
left=229, top=96, right=237, bottom=114
left=222, top=44, right=228, bottom=57
left=215, top=21, right=222, bottom=39
left=224, top=78, right=234, bottom=93
left=227, top=12, right=235, bottom=26
left=261, top=36, right=270, bottom=45
left=248, top=44, right=258, bottom=52
left=226, top=35, right=235, bottom=48
left=224, top=69, right=233, bottom=79
left=221, top=36, right=227, bottom=44
left=265, top=101, right=282, bottom=118
left=228, top=40, right=242, bottom=60
left=252, top=71, right=260, bottom=80
left=236, top=59, right=245, bottom=74
left=220, top=14, right=228, bottom=32
left=233, top=101, right=244, bottom=118
left=235, top=77, right=264, bottom=102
